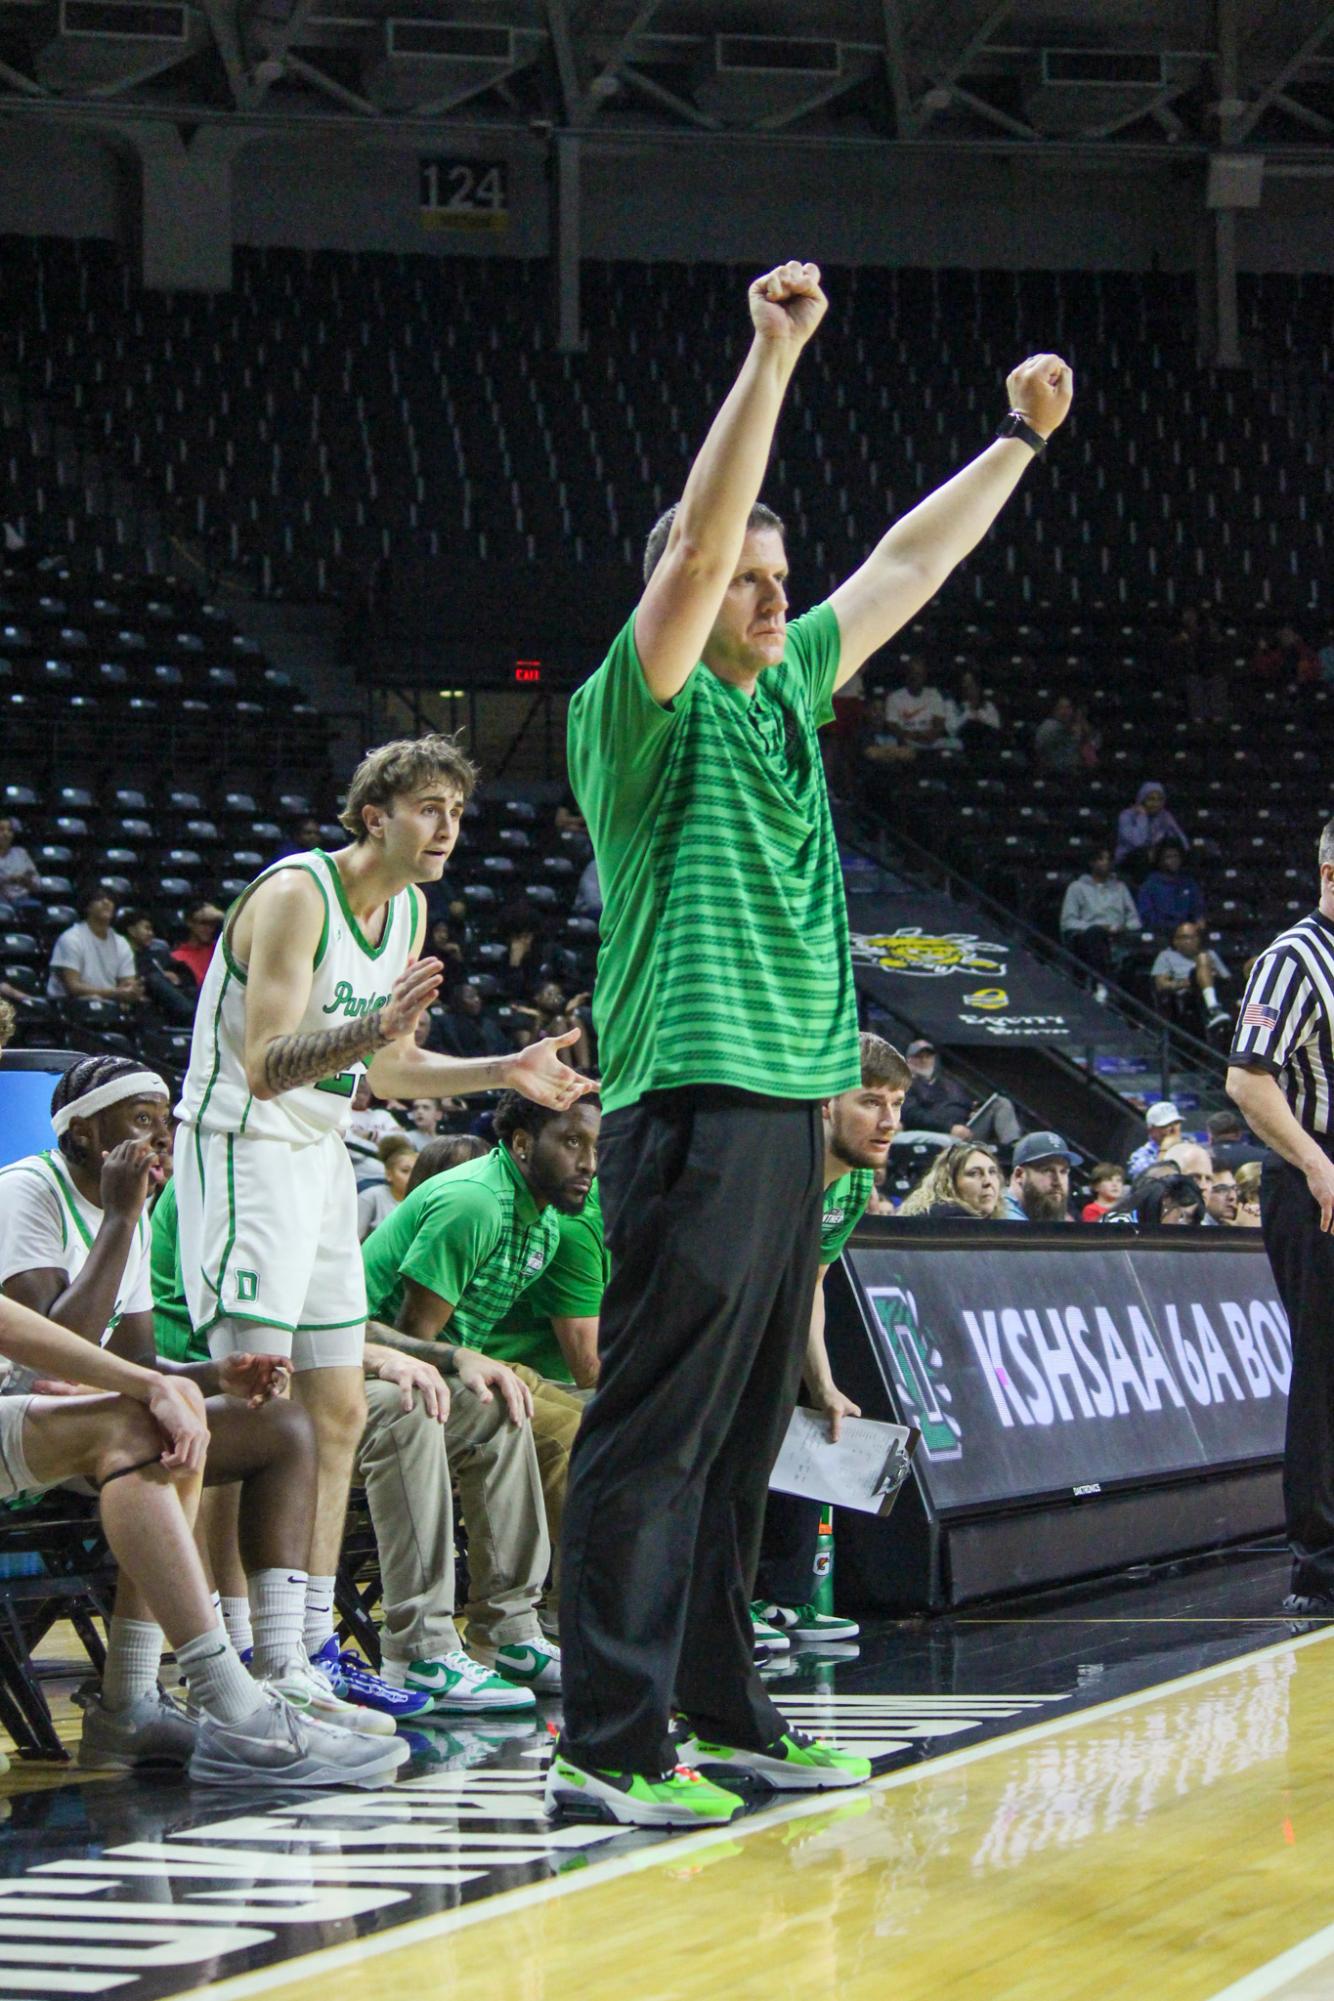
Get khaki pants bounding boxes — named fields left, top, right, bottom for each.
left=356, top=1377, right=548, bottom=1666
left=509, top=1365, right=583, bottom=1605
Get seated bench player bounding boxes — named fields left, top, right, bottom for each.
left=0, top=1061, right=405, bottom=1788
left=748, top=1034, right=910, bottom=1658
left=154, top=1165, right=546, bottom=1717
left=360, top=1090, right=600, bottom=1689
left=0, top=1053, right=415, bottom=1766
left=482, top=1175, right=607, bottom=1391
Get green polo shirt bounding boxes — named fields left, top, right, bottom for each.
left=148, top=1179, right=209, bottom=1365
left=820, top=1169, right=873, bottom=1265
left=486, top=1180, right=608, bottom=1382
left=361, top=1143, right=560, bottom=1350
left=567, top=603, right=861, bottom=1114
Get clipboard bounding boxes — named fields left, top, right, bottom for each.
left=768, top=1408, right=920, bottom=1518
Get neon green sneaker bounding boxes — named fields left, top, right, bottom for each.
left=678, top=1727, right=871, bottom=1791
left=544, top=1752, right=745, bottom=1827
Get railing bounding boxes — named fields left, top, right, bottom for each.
left=838, top=801, right=1227, bottom=1105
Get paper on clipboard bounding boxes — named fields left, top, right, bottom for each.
left=768, top=1408, right=919, bottom=1518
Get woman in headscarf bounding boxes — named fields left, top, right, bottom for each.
left=1115, top=781, right=1189, bottom=871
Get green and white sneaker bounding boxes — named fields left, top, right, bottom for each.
left=544, top=1752, right=744, bottom=1827
left=472, top=1635, right=562, bottom=1693
left=679, top=1727, right=871, bottom=1791
left=750, top=1606, right=791, bottom=1655
left=754, top=1601, right=861, bottom=1643
left=388, top=1650, right=536, bottom=1714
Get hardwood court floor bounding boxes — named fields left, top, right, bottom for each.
left=4, top=1549, right=1334, bottom=2001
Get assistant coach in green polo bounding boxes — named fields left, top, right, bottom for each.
left=549, top=259, right=1074, bottom=1827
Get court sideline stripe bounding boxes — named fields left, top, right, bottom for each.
left=199, top=1623, right=1334, bottom=2001
left=1203, top=1920, right=1334, bottom=2001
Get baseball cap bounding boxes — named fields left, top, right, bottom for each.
left=1013, top=1130, right=1079, bottom=1167
left=1146, top=1100, right=1181, bottom=1129
left=906, top=1039, right=935, bottom=1057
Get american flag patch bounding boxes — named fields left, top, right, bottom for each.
left=1242, top=1002, right=1279, bottom=1031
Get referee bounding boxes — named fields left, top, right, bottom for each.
left=546, top=258, right=1072, bottom=1828
left=1227, top=816, right=1334, bottom=1614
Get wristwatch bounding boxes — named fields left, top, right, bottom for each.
left=996, top=410, right=1047, bottom=454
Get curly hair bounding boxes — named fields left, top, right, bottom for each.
left=492, top=1085, right=598, bottom=1148
left=338, top=733, right=478, bottom=842
left=897, top=1142, right=999, bottom=1218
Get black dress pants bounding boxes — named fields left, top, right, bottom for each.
left=754, top=1492, right=821, bottom=1607
left=1261, top=1153, right=1334, bottom=1596
left=558, top=1086, right=823, bottom=1775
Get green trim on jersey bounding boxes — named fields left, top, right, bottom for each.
left=219, top=856, right=332, bottom=986
left=820, top=1169, right=874, bottom=1264
left=316, top=849, right=398, bottom=961
left=40, top=1151, right=96, bottom=1253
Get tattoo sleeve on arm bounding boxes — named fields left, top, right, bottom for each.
left=262, top=1010, right=390, bottom=1096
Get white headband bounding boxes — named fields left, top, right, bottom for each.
left=50, top=1070, right=171, bottom=1136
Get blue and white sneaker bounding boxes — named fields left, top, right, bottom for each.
left=309, top=1637, right=433, bottom=1725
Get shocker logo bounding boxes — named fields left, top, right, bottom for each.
left=963, top=987, right=1009, bottom=1010
left=850, top=928, right=1009, bottom=981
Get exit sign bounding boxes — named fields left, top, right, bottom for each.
left=514, top=661, right=542, bottom=684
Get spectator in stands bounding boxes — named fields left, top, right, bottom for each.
left=357, top=1135, right=417, bottom=1241
left=555, top=789, right=587, bottom=839
left=1172, top=605, right=1230, bottom=724
left=1126, top=1100, right=1183, bottom=1178
left=1115, top=782, right=1188, bottom=871
left=1081, top=1164, right=1125, bottom=1222
left=169, top=902, right=224, bottom=991
left=439, top=981, right=510, bottom=1060
left=1318, top=627, right=1334, bottom=687
left=1136, top=1175, right=1206, bottom=1231
left=1059, top=845, right=1142, bottom=982
left=1033, top=695, right=1087, bottom=778
left=1203, top=1167, right=1239, bottom=1226
left=896, top=1143, right=1002, bottom=1220
left=901, top=1040, right=1021, bottom=1149
left=944, top=667, right=1000, bottom=748
left=499, top=898, right=545, bottom=994
left=405, top=1098, right=448, bottom=1150
left=866, top=1168, right=895, bottom=1215
left=345, top=1074, right=403, bottom=1185
left=876, top=657, right=950, bottom=755
left=1152, top=919, right=1230, bottom=1039
left=406, top=1132, right=490, bottom=1194
left=1100, top=1163, right=1181, bottom=1224
left=427, top=917, right=467, bottom=973
left=0, top=995, right=14, bottom=1051
left=46, top=889, right=141, bottom=1009
left=1234, top=1160, right=1262, bottom=1227
left=1205, top=1106, right=1265, bottom=1172
left=1253, top=625, right=1318, bottom=686
left=119, top=910, right=196, bottom=1024
left=1136, top=839, right=1205, bottom=936
left=999, top=1131, right=1076, bottom=1223
left=0, top=818, right=40, bottom=915
left=1161, top=1139, right=1214, bottom=1199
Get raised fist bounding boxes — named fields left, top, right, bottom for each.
left=748, top=262, right=828, bottom=349
left=1005, top=353, right=1074, bottom=439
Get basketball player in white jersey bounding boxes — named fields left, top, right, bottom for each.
left=175, top=734, right=593, bottom=1721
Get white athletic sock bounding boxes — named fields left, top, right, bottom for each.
left=221, top=1594, right=254, bottom=1657
left=249, top=1568, right=306, bottom=1676
left=177, top=1625, right=264, bottom=1726
left=302, top=1575, right=337, bottom=1656
left=1202, top=984, right=1219, bottom=1011
left=101, top=1617, right=164, bottom=1712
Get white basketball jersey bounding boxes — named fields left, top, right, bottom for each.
left=178, top=850, right=418, bottom=1145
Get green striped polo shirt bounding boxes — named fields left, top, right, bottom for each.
left=820, top=1169, right=874, bottom=1264
left=486, top=1179, right=608, bottom=1382
left=567, top=602, right=861, bottom=1115
left=361, top=1144, right=559, bottom=1351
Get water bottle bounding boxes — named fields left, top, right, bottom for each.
left=812, top=1507, right=835, bottom=1614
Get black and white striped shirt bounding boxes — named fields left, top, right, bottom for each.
left=1230, top=910, right=1334, bottom=1139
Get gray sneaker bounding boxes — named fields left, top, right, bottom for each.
left=189, top=1689, right=410, bottom=1789
left=76, top=1684, right=197, bottom=1771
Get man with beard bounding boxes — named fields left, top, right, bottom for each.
left=999, top=1131, right=1078, bottom=1222
left=749, top=1034, right=909, bottom=1652
left=360, top=1090, right=599, bottom=1697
